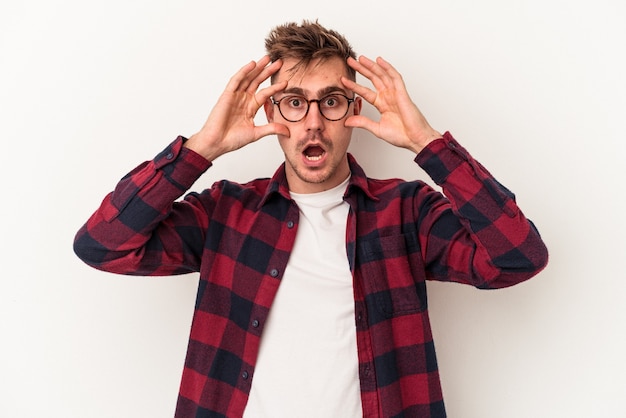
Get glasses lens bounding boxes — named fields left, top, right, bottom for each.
left=279, top=96, right=308, bottom=122
left=319, top=95, right=349, bottom=120
left=278, top=94, right=350, bottom=122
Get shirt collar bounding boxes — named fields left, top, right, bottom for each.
left=258, top=153, right=378, bottom=209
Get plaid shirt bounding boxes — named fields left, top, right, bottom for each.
left=74, top=132, right=548, bottom=417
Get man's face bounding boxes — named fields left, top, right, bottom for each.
left=264, top=56, right=362, bottom=194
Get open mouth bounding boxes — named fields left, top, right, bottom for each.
left=303, top=145, right=326, bottom=162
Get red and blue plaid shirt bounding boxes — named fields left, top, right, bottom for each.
left=74, top=132, right=548, bottom=417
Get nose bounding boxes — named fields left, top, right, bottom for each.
left=304, top=101, right=325, bottom=131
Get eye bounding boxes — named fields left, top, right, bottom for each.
left=322, top=95, right=341, bottom=108
left=286, top=96, right=306, bottom=109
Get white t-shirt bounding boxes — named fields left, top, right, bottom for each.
left=243, top=176, right=362, bottom=417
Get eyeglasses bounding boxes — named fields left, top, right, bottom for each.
left=271, top=93, right=355, bottom=122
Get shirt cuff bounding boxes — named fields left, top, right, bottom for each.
left=415, top=131, right=518, bottom=217
left=155, top=136, right=213, bottom=190
left=414, top=131, right=469, bottom=185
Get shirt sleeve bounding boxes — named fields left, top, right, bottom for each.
left=414, top=131, right=548, bottom=288
left=73, top=136, right=213, bottom=276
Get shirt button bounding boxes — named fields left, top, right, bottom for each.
left=165, top=152, right=174, bottom=160
left=270, top=268, right=279, bottom=277
left=242, top=371, right=249, bottom=380
left=252, top=319, right=260, bottom=328
left=287, top=221, right=294, bottom=229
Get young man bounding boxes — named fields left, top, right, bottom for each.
left=74, top=20, right=548, bottom=418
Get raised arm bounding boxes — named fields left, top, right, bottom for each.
left=184, top=56, right=289, bottom=161
left=74, top=56, right=288, bottom=275
left=343, top=55, right=548, bottom=287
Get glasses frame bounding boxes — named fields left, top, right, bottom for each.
left=270, top=93, right=355, bottom=122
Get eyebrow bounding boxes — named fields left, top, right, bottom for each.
left=281, top=85, right=349, bottom=98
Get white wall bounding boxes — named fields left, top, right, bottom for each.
left=1, top=0, right=624, bottom=416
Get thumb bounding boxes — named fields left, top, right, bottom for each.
left=345, top=115, right=378, bottom=137
left=255, top=122, right=290, bottom=141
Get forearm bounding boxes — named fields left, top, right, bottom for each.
left=184, top=132, right=228, bottom=163
left=73, top=137, right=212, bottom=275
left=417, top=132, right=548, bottom=288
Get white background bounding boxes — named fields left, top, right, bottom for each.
left=1, top=0, right=625, bottom=416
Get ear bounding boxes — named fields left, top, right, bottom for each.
left=263, top=98, right=274, bottom=122
left=353, top=96, right=363, bottom=116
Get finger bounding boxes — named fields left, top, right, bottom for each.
left=224, top=60, right=258, bottom=92
left=359, top=56, right=406, bottom=95
left=341, top=77, right=377, bottom=106
left=348, top=56, right=392, bottom=96
left=347, top=56, right=377, bottom=83
left=344, top=114, right=381, bottom=138
left=254, top=122, right=290, bottom=141
left=374, top=56, right=402, bottom=78
left=245, top=80, right=286, bottom=121
left=241, top=56, right=273, bottom=92
left=374, top=56, right=407, bottom=91
left=256, top=80, right=287, bottom=105
left=247, top=80, right=287, bottom=122
left=359, top=56, right=397, bottom=91
left=246, top=59, right=283, bottom=95
left=225, top=56, right=272, bottom=93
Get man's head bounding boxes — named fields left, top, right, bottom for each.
left=263, top=21, right=362, bottom=194
left=265, top=20, right=357, bottom=84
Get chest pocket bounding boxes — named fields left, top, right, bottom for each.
left=359, top=234, right=427, bottom=320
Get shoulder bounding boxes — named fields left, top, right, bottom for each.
left=184, top=177, right=273, bottom=210
left=364, top=176, right=435, bottom=200
left=207, top=177, right=272, bottom=200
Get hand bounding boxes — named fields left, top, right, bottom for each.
left=185, top=56, right=289, bottom=161
left=342, top=56, right=442, bottom=154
